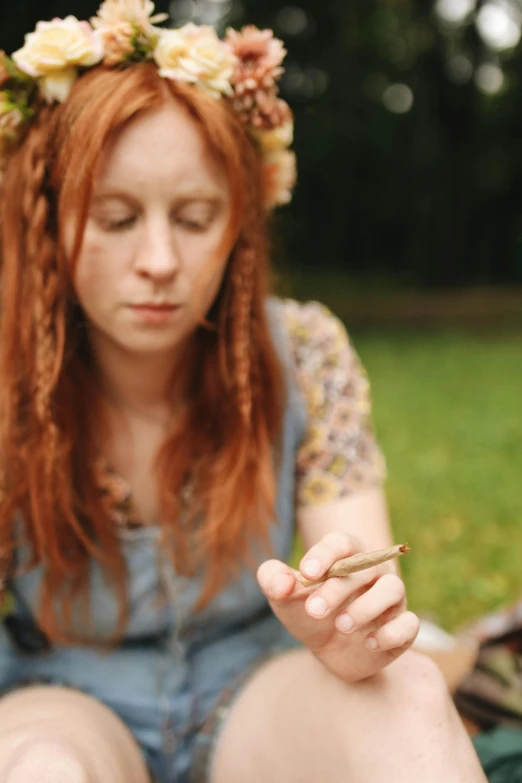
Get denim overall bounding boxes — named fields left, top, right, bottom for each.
left=0, top=299, right=307, bottom=782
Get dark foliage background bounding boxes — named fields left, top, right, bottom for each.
left=2, top=0, right=522, bottom=288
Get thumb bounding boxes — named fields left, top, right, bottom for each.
left=257, top=558, right=298, bottom=601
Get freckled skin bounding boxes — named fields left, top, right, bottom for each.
left=71, top=100, right=232, bottom=367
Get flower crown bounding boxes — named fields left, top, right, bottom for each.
left=0, top=0, right=296, bottom=209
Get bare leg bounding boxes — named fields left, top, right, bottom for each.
left=211, top=649, right=487, bottom=783
left=0, top=686, right=150, bottom=783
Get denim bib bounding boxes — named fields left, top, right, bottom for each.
left=0, top=298, right=307, bottom=777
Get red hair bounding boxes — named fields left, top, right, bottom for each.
left=0, top=63, right=285, bottom=642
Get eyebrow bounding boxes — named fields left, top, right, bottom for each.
left=90, top=192, right=137, bottom=207
left=91, top=186, right=224, bottom=205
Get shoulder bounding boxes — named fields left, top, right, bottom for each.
left=273, top=298, right=386, bottom=505
left=275, top=297, right=364, bottom=384
left=278, top=297, right=348, bottom=344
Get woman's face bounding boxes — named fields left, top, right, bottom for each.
left=72, top=100, right=232, bottom=361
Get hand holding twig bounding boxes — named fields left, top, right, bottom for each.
left=298, top=544, right=410, bottom=587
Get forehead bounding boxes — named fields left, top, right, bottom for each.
left=94, top=100, right=227, bottom=193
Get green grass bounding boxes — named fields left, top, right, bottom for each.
left=352, top=330, right=522, bottom=632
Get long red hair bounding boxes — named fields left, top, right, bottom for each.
left=0, top=63, right=285, bottom=642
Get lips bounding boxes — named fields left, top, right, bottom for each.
left=127, top=302, right=181, bottom=324
left=131, top=303, right=179, bottom=309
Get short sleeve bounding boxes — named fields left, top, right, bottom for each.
left=281, top=299, right=387, bottom=507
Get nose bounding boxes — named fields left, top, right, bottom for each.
left=134, top=217, right=180, bottom=283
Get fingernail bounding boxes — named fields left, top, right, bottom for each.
left=302, top=558, right=321, bottom=577
left=365, top=637, right=378, bottom=650
left=308, top=596, right=328, bottom=617
left=337, top=614, right=354, bottom=633
left=271, top=576, right=288, bottom=597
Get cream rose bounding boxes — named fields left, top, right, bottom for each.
left=92, top=0, right=168, bottom=36
left=154, top=24, right=237, bottom=98
left=251, top=119, right=294, bottom=153
left=12, top=16, right=104, bottom=101
left=39, top=68, right=79, bottom=103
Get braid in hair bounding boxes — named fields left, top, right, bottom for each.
left=227, top=145, right=266, bottom=426
left=15, top=107, right=71, bottom=587
left=0, top=105, right=65, bottom=603
left=21, top=107, right=64, bottom=462
left=230, top=244, right=255, bottom=423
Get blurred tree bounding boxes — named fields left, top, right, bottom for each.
left=235, top=0, right=522, bottom=285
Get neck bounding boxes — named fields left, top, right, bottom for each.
left=89, top=332, right=191, bottom=422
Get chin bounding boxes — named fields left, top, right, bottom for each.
left=120, top=336, right=183, bottom=356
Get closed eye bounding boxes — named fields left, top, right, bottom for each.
left=101, top=215, right=137, bottom=232
left=175, top=217, right=210, bottom=232
left=174, top=201, right=219, bottom=233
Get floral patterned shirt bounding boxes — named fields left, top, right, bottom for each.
left=281, top=299, right=386, bottom=507
left=95, top=299, right=386, bottom=529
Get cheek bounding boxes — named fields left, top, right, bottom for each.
left=73, top=242, right=114, bottom=313
left=184, top=226, right=233, bottom=311
left=193, top=254, right=229, bottom=315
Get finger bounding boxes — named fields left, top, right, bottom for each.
left=335, top=573, right=406, bottom=633
left=365, top=611, right=420, bottom=652
left=257, top=559, right=298, bottom=601
left=305, top=567, right=379, bottom=619
left=299, top=531, right=366, bottom=582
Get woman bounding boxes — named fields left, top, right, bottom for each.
left=0, top=3, right=487, bottom=782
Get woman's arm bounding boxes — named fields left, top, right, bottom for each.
left=257, top=300, right=418, bottom=682
left=296, top=487, right=402, bottom=577
left=297, top=486, right=394, bottom=554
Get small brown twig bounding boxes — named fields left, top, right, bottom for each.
left=298, top=544, right=410, bottom=588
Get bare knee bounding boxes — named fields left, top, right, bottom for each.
left=377, top=650, right=454, bottom=722
left=0, top=687, right=149, bottom=783
left=2, top=738, right=91, bottom=783
left=211, top=649, right=478, bottom=783
left=388, top=650, right=450, bottom=696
